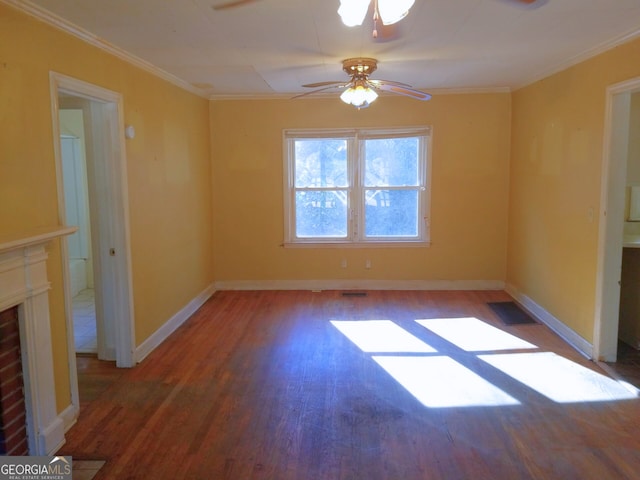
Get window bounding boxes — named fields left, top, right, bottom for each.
left=284, top=127, right=431, bottom=245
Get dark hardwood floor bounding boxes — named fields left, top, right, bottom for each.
left=606, top=341, right=640, bottom=390
left=60, top=290, right=640, bottom=479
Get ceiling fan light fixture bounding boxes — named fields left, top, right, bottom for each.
left=338, top=0, right=370, bottom=27
left=377, top=0, right=415, bottom=25
left=295, top=57, right=429, bottom=107
left=340, top=84, right=378, bottom=108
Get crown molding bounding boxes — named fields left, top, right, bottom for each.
left=426, top=86, right=511, bottom=95
left=210, top=93, right=293, bottom=101
left=2, top=0, right=208, bottom=99
left=515, top=26, right=640, bottom=91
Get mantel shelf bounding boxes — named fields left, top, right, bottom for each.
left=0, top=226, right=78, bottom=254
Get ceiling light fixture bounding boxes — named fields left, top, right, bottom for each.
left=340, top=59, right=379, bottom=109
left=338, top=0, right=415, bottom=35
left=340, top=81, right=379, bottom=108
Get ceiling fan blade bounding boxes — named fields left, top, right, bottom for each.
left=212, top=0, right=260, bottom=11
left=368, top=79, right=412, bottom=88
left=302, top=81, right=346, bottom=88
left=374, top=83, right=431, bottom=101
left=292, top=84, right=349, bottom=100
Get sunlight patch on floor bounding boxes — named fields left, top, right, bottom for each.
left=330, top=320, right=436, bottom=353
left=479, top=352, right=638, bottom=403
left=416, top=317, right=538, bottom=352
left=372, top=356, right=520, bottom=408
left=331, top=318, right=637, bottom=407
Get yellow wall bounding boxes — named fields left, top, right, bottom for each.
left=210, top=94, right=511, bottom=284
left=508, top=37, right=640, bottom=343
left=0, top=4, right=213, bottom=412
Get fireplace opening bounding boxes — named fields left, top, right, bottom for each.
left=0, top=305, right=29, bottom=456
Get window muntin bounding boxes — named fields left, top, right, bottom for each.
left=285, top=128, right=430, bottom=245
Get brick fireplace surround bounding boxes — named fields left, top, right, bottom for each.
left=0, top=305, right=28, bottom=455
left=0, top=226, right=75, bottom=455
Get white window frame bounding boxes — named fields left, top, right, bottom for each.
left=283, top=126, right=431, bottom=247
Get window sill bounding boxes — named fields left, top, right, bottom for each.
left=283, top=240, right=431, bottom=249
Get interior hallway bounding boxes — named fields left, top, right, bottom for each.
left=60, top=290, right=640, bottom=479
left=73, top=288, right=97, bottom=354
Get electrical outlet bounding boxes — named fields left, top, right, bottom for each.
left=365, top=259, right=371, bottom=269
left=341, top=259, right=347, bottom=268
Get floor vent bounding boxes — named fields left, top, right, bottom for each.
left=487, top=301, right=537, bottom=325
left=342, top=292, right=368, bottom=297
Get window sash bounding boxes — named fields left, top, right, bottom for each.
left=362, top=187, right=422, bottom=239
left=284, top=128, right=430, bottom=245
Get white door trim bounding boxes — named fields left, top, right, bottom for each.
left=49, top=73, right=135, bottom=382
left=594, top=76, right=640, bottom=362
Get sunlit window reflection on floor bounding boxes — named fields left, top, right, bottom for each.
left=331, top=319, right=636, bottom=408
left=479, top=352, right=638, bottom=403
left=416, top=317, right=538, bottom=352
left=372, top=356, right=520, bottom=408
left=330, top=320, right=436, bottom=352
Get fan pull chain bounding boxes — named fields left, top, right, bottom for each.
left=372, top=0, right=379, bottom=38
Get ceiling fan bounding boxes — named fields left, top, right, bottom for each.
left=293, top=58, right=431, bottom=109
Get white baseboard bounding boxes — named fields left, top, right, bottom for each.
left=505, top=283, right=593, bottom=359
left=41, top=416, right=65, bottom=456
left=214, top=279, right=505, bottom=291
left=60, top=403, right=78, bottom=433
left=134, top=283, right=216, bottom=363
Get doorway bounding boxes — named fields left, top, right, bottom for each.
left=60, top=130, right=97, bottom=354
left=50, top=72, right=135, bottom=419
left=595, top=77, right=640, bottom=373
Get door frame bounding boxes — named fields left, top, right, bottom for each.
left=49, top=72, right=135, bottom=414
left=594, top=76, right=640, bottom=362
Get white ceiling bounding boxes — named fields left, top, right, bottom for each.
left=22, top=0, right=640, bottom=98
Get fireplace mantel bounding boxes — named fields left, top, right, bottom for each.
left=0, top=226, right=77, bottom=256
left=0, top=225, right=76, bottom=455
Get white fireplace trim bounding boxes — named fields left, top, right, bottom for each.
left=0, top=226, right=76, bottom=455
